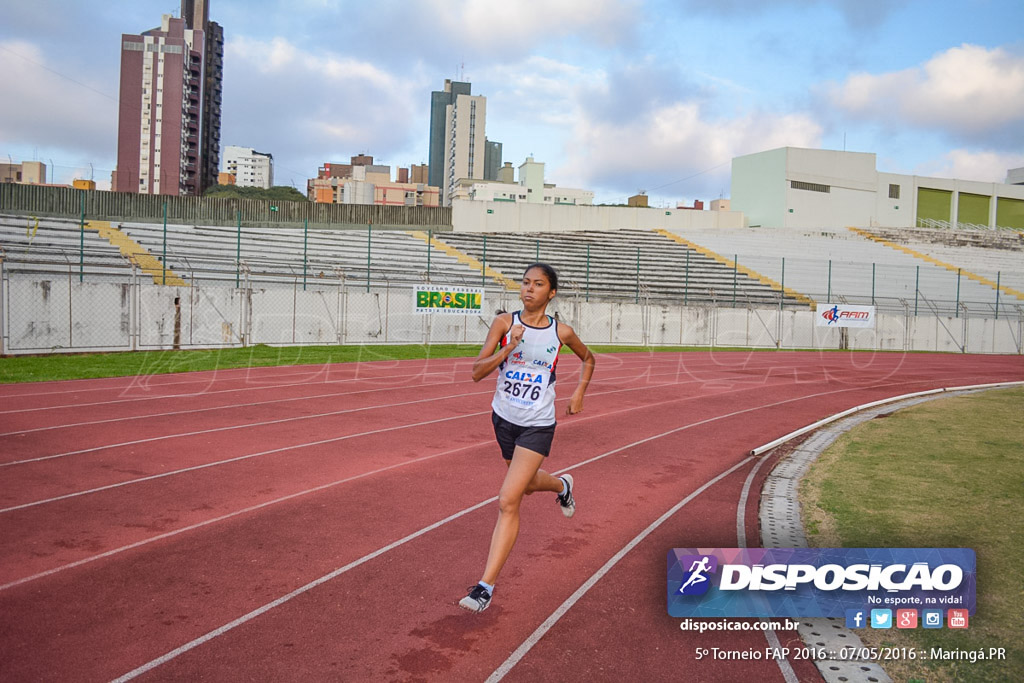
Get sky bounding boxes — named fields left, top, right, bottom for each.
left=1, top=0, right=1023, bottom=206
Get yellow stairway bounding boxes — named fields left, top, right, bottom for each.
left=85, top=221, right=188, bottom=286
left=848, top=227, right=1024, bottom=302
left=654, top=229, right=816, bottom=307
left=407, top=231, right=517, bottom=289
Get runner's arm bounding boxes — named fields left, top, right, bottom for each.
left=471, top=313, right=518, bottom=382
left=558, top=323, right=595, bottom=414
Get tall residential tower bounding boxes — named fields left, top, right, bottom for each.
left=114, top=1, right=222, bottom=195
left=428, top=79, right=470, bottom=191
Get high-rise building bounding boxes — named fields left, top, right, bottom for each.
left=442, top=93, right=487, bottom=205
left=114, top=2, right=221, bottom=196
left=428, top=79, right=470, bottom=190
left=223, top=146, right=273, bottom=189
left=114, top=15, right=204, bottom=195
left=181, top=0, right=222, bottom=194
left=483, top=139, right=502, bottom=181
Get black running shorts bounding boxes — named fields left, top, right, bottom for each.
left=491, top=411, right=556, bottom=460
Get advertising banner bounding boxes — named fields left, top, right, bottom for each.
left=414, top=285, right=484, bottom=315
left=817, top=304, right=876, bottom=328
left=668, top=548, right=975, bottom=618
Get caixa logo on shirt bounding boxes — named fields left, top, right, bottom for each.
left=667, top=548, right=975, bottom=618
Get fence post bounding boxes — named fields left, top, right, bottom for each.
left=303, top=217, right=308, bottom=291
left=235, top=209, right=241, bottom=288
left=162, top=200, right=168, bottom=285
left=79, top=191, right=85, bottom=283
left=366, top=222, right=372, bottom=293
left=635, top=247, right=640, bottom=304
left=585, top=243, right=590, bottom=302
left=914, top=265, right=919, bottom=317
left=426, top=228, right=432, bottom=283
left=871, top=263, right=876, bottom=306
left=995, top=271, right=1001, bottom=319
left=536, top=238, right=540, bottom=262
left=955, top=268, right=961, bottom=318
left=779, top=257, right=785, bottom=310
left=482, top=235, right=487, bottom=288
left=827, top=259, right=832, bottom=302
left=732, top=254, right=737, bottom=308
left=684, top=249, right=689, bottom=306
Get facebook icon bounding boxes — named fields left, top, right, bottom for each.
left=845, top=609, right=866, bottom=629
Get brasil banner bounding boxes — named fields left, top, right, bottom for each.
left=414, top=285, right=484, bottom=315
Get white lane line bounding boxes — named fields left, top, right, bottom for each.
left=0, top=361, right=703, bottom=438
left=109, top=391, right=806, bottom=682
left=0, top=375, right=801, bottom=512
left=485, top=458, right=754, bottom=683
left=0, top=380, right=788, bottom=590
left=0, top=388, right=492, bottom=467
left=738, top=454, right=800, bottom=683
left=0, top=356, right=794, bottom=414
left=0, top=356, right=476, bottom=399
left=0, top=439, right=491, bottom=592
left=107, top=376, right=963, bottom=681
left=481, top=373, right=1007, bottom=682
left=0, top=412, right=485, bottom=515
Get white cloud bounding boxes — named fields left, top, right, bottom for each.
left=915, top=149, right=1024, bottom=184
left=0, top=40, right=116, bottom=161
left=560, top=102, right=822, bottom=201
left=829, top=44, right=1024, bottom=140
left=223, top=36, right=424, bottom=181
left=425, top=0, right=639, bottom=52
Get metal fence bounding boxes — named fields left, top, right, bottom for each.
left=3, top=259, right=1021, bottom=356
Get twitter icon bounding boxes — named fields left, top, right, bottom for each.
left=870, top=609, right=892, bottom=629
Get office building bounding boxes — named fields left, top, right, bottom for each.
left=443, top=93, right=487, bottom=205
left=223, top=146, right=273, bottom=189
left=428, top=79, right=471, bottom=190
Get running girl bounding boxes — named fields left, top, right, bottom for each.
left=459, top=263, right=596, bottom=613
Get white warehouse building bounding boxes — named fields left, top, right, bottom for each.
left=223, top=146, right=274, bottom=190
left=732, top=147, right=1024, bottom=230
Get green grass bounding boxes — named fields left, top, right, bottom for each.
left=801, top=388, right=1024, bottom=682
left=0, top=344, right=483, bottom=384
left=0, top=343, right=913, bottom=385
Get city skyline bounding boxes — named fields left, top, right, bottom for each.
left=1, top=0, right=1023, bottom=206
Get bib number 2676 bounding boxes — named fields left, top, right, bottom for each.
left=503, top=380, right=542, bottom=401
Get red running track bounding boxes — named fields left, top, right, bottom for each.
left=0, top=351, right=1021, bottom=682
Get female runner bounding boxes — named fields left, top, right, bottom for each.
left=460, top=263, right=596, bottom=613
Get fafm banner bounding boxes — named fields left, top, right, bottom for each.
left=667, top=548, right=975, bottom=618
left=817, top=304, right=876, bottom=328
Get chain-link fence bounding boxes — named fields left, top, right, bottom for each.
left=3, top=257, right=1021, bottom=355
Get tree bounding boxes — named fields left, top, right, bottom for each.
left=205, top=184, right=307, bottom=202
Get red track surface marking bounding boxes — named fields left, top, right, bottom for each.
left=0, top=351, right=1021, bottom=682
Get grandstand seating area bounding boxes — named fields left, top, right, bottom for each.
left=2, top=212, right=1022, bottom=318
left=435, top=229, right=805, bottom=307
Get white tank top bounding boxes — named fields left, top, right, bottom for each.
left=491, top=311, right=562, bottom=427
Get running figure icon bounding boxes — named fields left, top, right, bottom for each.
left=678, top=556, right=712, bottom=593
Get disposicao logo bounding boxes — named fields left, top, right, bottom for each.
left=676, top=555, right=718, bottom=596
left=667, top=548, right=976, bottom=618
